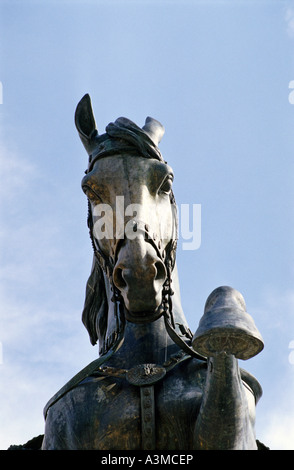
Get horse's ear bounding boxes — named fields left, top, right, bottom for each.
left=75, top=94, right=98, bottom=154
left=143, top=117, right=165, bottom=146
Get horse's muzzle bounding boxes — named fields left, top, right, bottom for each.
left=113, top=236, right=167, bottom=322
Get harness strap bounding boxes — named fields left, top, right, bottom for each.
left=140, top=386, right=156, bottom=450
left=43, top=347, right=194, bottom=420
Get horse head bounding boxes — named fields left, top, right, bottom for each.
left=75, top=94, right=197, bottom=359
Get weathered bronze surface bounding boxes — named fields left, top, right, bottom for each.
left=192, top=286, right=264, bottom=360
left=42, top=94, right=264, bottom=450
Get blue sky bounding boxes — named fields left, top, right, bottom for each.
left=1, top=0, right=294, bottom=450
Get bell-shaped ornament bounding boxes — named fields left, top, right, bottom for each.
left=192, top=286, right=264, bottom=360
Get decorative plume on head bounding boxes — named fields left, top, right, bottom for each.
left=75, top=94, right=165, bottom=172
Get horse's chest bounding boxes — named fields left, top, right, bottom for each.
left=57, top=371, right=204, bottom=450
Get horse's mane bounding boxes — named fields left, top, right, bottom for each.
left=82, top=255, right=107, bottom=350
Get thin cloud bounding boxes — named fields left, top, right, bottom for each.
left=259, top=370, right=294, bottom=450
left=248, top=288, right=294, bottom=450
left=0, top=141, right=36, bottom=203
left=0, top=284, right=94, bottom=449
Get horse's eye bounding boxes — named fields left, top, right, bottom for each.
left=159, top=176, right=173, bottom=194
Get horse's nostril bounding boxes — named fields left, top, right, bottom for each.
left=154, top=261, right=166, bottom=281
left=113, top=258, right=166, bottom=292
left=113, top=267, right=127, bottom=289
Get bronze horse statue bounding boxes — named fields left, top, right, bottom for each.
left=42, top=94, right=264, bottom=450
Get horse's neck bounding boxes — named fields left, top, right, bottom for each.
left=106, top=317, right=176, bottom=368
left=104, top=263, right=189, bottom=369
